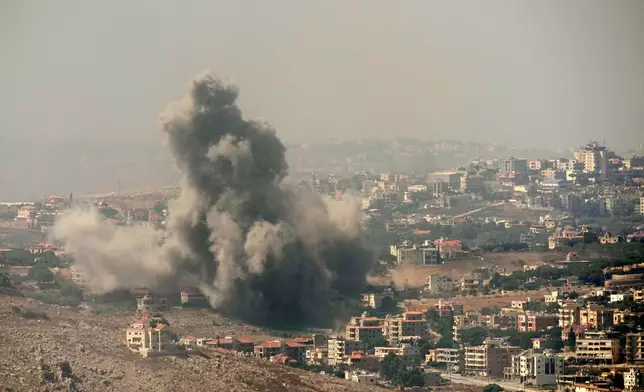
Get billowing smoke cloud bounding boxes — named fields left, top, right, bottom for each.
left=52, top=73, right=372, bottom=327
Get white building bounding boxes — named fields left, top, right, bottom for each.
left=624, top=368, right=641, bottom=391
left=508, top=350, right=562, bottom=386
left=345, top=370, right=379, bottom=385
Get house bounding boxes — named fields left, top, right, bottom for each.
left=180, top=287, right=209, bottom=307
left=433, top=239, right=465, bottom=260
left=343, top=351, right=380, bottom=372
left=254, top=340, right=306, bottom=363
left=344, top=370, right=379, bottom=385
left=125, top=314, right=180, bottom=358
left=305, top=347, right=328, bottom=366
left=203, top=336, right=255, bottom=353
left=426, top=275, right=453, bottom=294
left=136, top=293, right=169, bottom=313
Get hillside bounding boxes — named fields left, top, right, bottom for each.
left=0, top=294, right=386, bottom=392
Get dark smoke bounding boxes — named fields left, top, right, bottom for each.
left=52, top=73, right=372, bottom=327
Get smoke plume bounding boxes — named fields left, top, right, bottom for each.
left=52, top=73, right=372, bottom=327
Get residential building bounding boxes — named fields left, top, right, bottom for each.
left=575, top=335, right=621, bottom=364
left=428, top=171, right=462, bottom=191
left=624, top=368, right=642, bottom=391
left=346, top=314, right=385, bottom=345
left=328, top=336, right=363, bottom=366
left=559, top=302, right=582, bottom=328
left=383, top=312, right=429, bottom=344
left=434, top=239, right=465, bottom=260
left=344, top=370, right=379, bottom=385
left=625, top=333, right=644, bottom=363
left=506, top=350, right=562, bottom=386
left=574, top=141, right=610, bottom=180
left=361, top=290, right=393, bottom=309
left=502, top=157, right=528, bottom=175
left=431, top=347, right=464, bottom=370
left=464, top=341, right=520, bottom=378
left=202, top=336, right=255, bottom=353
left=305, top=347, right=328, bottom=366
left=180, top=287, right=208, bottom=307
left=460, top=278, right=480, bottom=293
left=426, top=274, right=453, bottom=294
left=544, top=290, right=560, bottom=304
left=136, top=294, right=169, bottom=313
left=254, top=340, right=306, bottom=363
left=610, top=293, right=632, bottom=303
left=529, top=159, right=546, bottom=171
left=634, top=289, right=644, bottom=303
left=374, top=344, right=422, bottom=360
left=517, top=313, right=558, bottom=332
left=342, top=351, right=381, bottom=372
left=580, top=305, right=613, bottom=329
left=390, top=244, right=440, bottom=265
left=125, top=315, right=179, bottom=358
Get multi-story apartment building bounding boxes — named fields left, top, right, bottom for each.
left=426, top=274, right=453, bottom=294
left=254, top=340, right=306, bottom=363
left=625, top=333, right=644, bottom=363
left=374, top=344, right=422, bottom=360
left=383, top=312, right=429, bottom=344
left=575, top=335, right=621, bottom=364
left=327, top=336, right=364, bottom=366
left=580, top=305, right=613, bottom=329
left=431, top=348, right=464, bottom=369
left=574, top=141, right=610, bottom=180
left=464, top=341, right=520, bottom=378
left=506, top=350, right=562, bottom=386
left=559, top=302, right=582, bottom=328
left=624, top=368, right=642, bottom=391
left=345, top=315, right=385, bottom=345
left=517, top=313, right=558, bottom=332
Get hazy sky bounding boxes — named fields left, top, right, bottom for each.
left=2, top=0, right=644, bottom=150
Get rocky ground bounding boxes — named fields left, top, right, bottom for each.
left=0, top=294, right=387, bottom=392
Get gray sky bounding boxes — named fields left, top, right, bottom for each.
left=2, top=0, right=644, bottom=150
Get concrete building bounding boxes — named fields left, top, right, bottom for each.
left=625, top=333, right=644, bottom=363
left=344, top=370, right=379, bottom=385
left=327, top=336, right=364, bottom=366
left=464, top=341, right=520, bottom=378
left=136, top=294, right=169, bottom=313
left=125, top=315, right=179, bottom=358
left=575, top=335, right=621, bottom=364
left=374, top=343, right=422, bottom=360
left=506, top=350, right=562, bottom=386
left=361, top=290, right=393, bottom=309
left=305, top=347, right=328, bottom=366
left=559, top=302, right=582, bottom=328
left=391, top=244, right=440, bottom=265
left=624, top=368, right=642, bottom=391
left=502, top=157, right=528, bottom=175
left=254, top=340, right=307, bottom=363
left=383, top=312, right=429, bottom=344
left=345, top=315, right=385, bottom=345
left=580, top=305, right=613, bottom=329
left=459, top=277, right=480, bottom=293
left=426, top=275, right=453, bottom=294
left=431, top=348, right=464, bottom=370
left=428, top=171, right=462, bottom=191
left=574, top=141, right=610, bottom=181
left=517, top=313, right=558, bottom=332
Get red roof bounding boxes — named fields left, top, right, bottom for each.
left=256, top=341, right=283, bottom=349
left=286, top=342, right=306, bottom=348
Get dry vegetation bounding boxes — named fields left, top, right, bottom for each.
left=369, top=251, right=565, bottom=289
left=0, top=294, right=389, bottom=392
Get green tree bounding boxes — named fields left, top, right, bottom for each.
left=152, top=201, right=166, bottom=215
left=460, top=327, right=487, bottom=346
left=483, top=384, right=504, bottom=392
left=28, top=265, right=54, bottom=283
left=566, top=331, right=577, bottom=350
left=99, top=207, right=119, bottom=219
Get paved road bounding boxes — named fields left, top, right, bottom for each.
left=451, top=202, right=506, bottom=219
left=440, top=372, right=545, bottom=392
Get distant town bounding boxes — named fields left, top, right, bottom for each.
left=2, top=139, right=644, bottom=391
